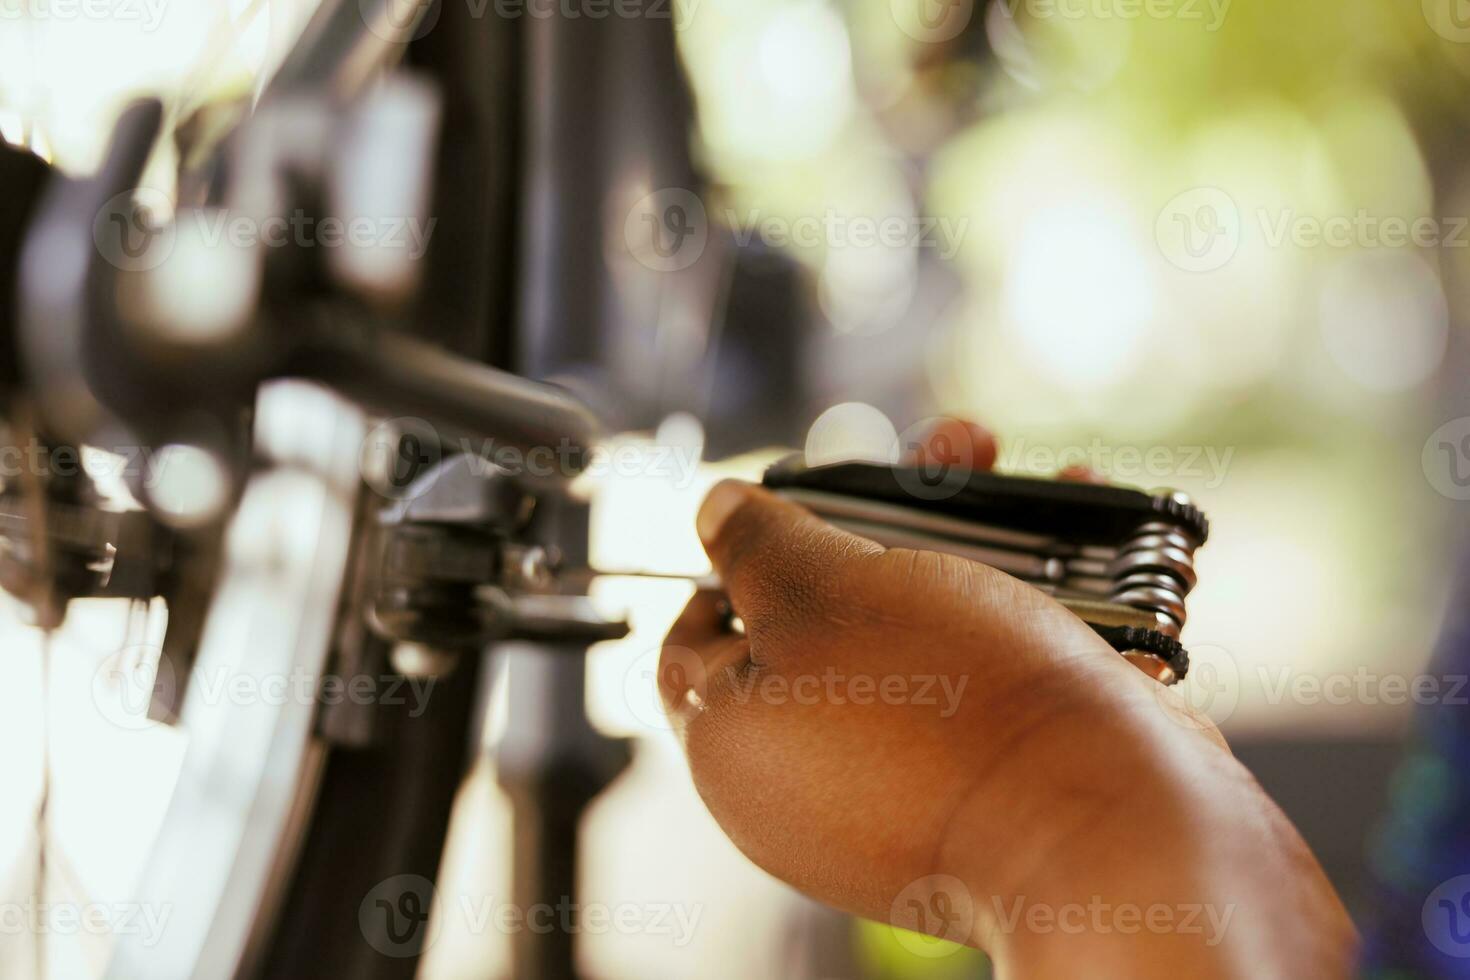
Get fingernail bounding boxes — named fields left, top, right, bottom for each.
left=697, top=479, right=748, bottom=545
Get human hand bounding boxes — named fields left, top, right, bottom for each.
left=660, top=420, right=1356, bottom=978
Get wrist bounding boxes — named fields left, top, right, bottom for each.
left=926, top=670, right=1230, bottom=940
left=935, top=694, right=1355, bottom=978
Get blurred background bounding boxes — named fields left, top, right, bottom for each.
left=3, top=0, right=1469, bottom=977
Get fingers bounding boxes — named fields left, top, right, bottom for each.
left=659, top=589, right=748, bottom=727
left=907, top=416, right=1105, bottom=484
left=663, top=587, right=731, bottom=650
left=695, top=479, right=882, bottom=647
left=1058, top=463, right=1106, bottom=484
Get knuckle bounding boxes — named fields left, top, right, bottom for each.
left=732, top=523, right=852, bottom=633
left=871, top=546, right=976, bottom=595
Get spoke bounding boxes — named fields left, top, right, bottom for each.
left=43, top=842, right=111, bottom=978
left=33, top=628, right=50, bottom=980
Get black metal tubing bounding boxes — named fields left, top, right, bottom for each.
left=496, top=644, right=631, bottom=980
left=32, top=6, right=701, bottom=980
left=407, top=0, right=524, bottom=368
left=247, top=5, right=534, bottom=980
left=514, top=0, right=700, bottom=414
left=287, top=327, right=603, bottom=467
left=0, top=143, right=53, bottom=395
left=497, top=8, right=700, bottom=977
left=489, top=481, right=630, bottom=979
left=257, top=650, right=486, bottom=980
left=19, top=100, right=163, bottom=446
left=264, top=0, right=435, bottom=104
left=84, top=304, right=604, bottom=480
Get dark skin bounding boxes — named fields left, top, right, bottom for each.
left=659, top=420, right=1357, bottom=978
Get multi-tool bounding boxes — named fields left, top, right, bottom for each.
left=755, top=455, right=1209, bottom=686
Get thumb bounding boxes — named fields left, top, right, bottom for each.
left=696, top=479, right=882, bottom=644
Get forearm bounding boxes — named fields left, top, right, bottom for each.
left=942, top=697, right=1358, bottom=978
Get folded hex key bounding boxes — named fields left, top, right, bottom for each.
left=755, top=455, right=1210, bottom=686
